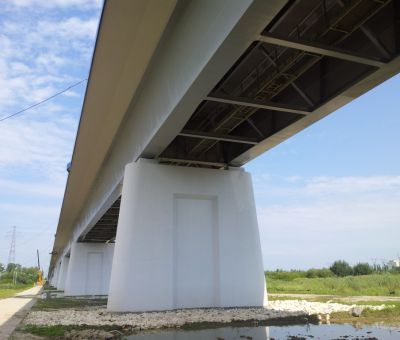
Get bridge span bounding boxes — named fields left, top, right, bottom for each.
left=49, top=0, right=400, bottom=311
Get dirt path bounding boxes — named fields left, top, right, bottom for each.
left=269, top=293, right=400, bottom=302
left=0, top=286, right=42, bottom=339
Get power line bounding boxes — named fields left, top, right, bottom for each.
left=0, top=78, right=87, bottom=123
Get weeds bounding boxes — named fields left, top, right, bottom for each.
left=23, top=324, right=66, bottom=337
left=266, top=273, right=400, bottom=296
left=0, top=283, right=32, bottom=299
left=32, top=297, right=107, bottom=311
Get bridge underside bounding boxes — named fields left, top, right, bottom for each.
left=159, top=0, right=397, bottom=167
left=78, top=0, right=399, bottom=244
left=80, top=197, right=120, bottom=243
left=51, top=0, right=400, bottom=311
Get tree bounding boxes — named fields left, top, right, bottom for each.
left=0, top=263, right=4, bottom=272
left=330, top=260, right=353, bottom=277
left=6, top=263, right=21, bottom=272
left=353, top=262, right=373, bottom=276
left=1, top=264, right=36, bottom=285
left=306, top=268, right=334, bottom=278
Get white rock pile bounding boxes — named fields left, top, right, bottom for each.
left=268, top=300, right=387, bottom=315
left=23, top=300, right=390, bottom=330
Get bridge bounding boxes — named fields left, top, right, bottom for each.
left=49, top=0, right=400, bottom=312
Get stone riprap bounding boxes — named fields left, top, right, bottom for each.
left=23, top=300, right=390, bottom=330
left=268, top=300, right=388, bottom=315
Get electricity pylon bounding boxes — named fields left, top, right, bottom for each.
left=7, top=226, right=16, bottom=265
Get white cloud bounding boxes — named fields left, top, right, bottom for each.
left=257, top=175, right=400, bottom=269
left=6, top=0, right=102, bottom=10
left=35, top=17, right=99, bottom=41
left=62, top=90, right=79, bottom=98
left=0, top=114, right=76, bottom=176
left=9, top=61, right=31, bottom=74
left=0, top=201, right=61, bottom=270
left=0, top=178, right=65, bottom=198
left=0, top=11, right=98, bottom=113
left=303, top=176, right=400, bottom=196
left=0, top=202, right=61, bottom=219
left=0, top=3, right=101, bottom=270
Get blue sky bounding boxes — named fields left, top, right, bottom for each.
left=0, top=1, right=399, bottom=272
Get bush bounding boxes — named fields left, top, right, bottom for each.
left=266, top=270, right=307, bottom=281
left=330, top=260, right=353, bottom=277
left=0, top=264, right=37, bottom=285
left=391, top=267, right=400, bottom=274
left=353, top=262, right=373, bottom=276
left=306, top=268, right=334, bottom=278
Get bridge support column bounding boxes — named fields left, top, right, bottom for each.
left=64, top=242, right=114, bottom=296
left=107, top=160, right=266, bottom=312
left=56, top=256, right=70, bottom=291
left=51, top=262, right=61, bottom=288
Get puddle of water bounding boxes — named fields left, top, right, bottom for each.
left=124, top=324, right=400, bottom=340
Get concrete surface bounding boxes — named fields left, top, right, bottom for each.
left=108, top=160, right=266, bottom=312
left=0, top=286, right=42, bottom=339
left=56, top=256, right=69, bottom=291
left=64, top=242, right=114, bottom=296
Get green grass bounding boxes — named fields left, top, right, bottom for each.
left=32, top=297, right=107, bottom=311
left=266, top=273, right=400, bottom=296
left=0, top=283, right=32, bottom=299
left=329, top=301, right=400, bottom=324
left=23, top=324, right=66, bottom=337
left=362, top=301, right=400, bottom=315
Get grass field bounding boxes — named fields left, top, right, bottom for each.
left=329, top=301, right=400, bottom=324
left=266, top=272, right=400, bottom=296
left=0, top=283, right=32, bottom=299
left=32, top=297, right=107, bottom=311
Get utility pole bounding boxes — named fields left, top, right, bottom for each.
left=37, top=249, right=43, bottom=286
left=37, top=249, right=40, bottom=269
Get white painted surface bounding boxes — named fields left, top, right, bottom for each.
left=52, top=262, right=60, bottom=288
left=64, top=242, right=114, bottom=296
left=174, top=196, right=218, bottom=308
left=107, top=161, right=266, bottom=312
left=56, top=256, right=69, bottom=291
left=86, top=252, right=104, bottom=294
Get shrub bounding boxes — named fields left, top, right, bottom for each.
left=266, top=270, right=307, bottom=281
left=353, top=262, right=373, bottom=276
left=0, top=264, right=37, bottom=285
left=306, top=268, right=334, bottom=278
left=330, top=260, right=353, bottom=277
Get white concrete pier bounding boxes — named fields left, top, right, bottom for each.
left=51, top=263, right=60, bottom=288
left=64, top=242, right=114, bottom=296
left=107, top=160, right=266, bottom=312
left=56, top=256, right=70, bottom=291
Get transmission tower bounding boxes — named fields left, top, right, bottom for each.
left=8, top=226, right=16, bottom=265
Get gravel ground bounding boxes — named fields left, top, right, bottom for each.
left=23, top=300, right=390, bottom=330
